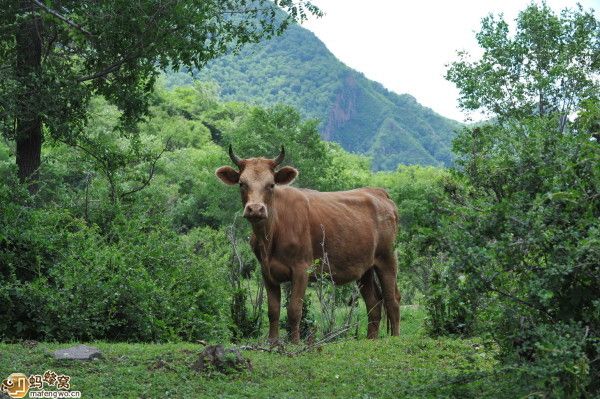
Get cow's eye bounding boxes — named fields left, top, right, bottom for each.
left=239, top=182, right=247, bottom=189
left=268, top=183, right=275, bottom=190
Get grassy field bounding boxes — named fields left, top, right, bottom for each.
left=0, top=307, right=498, bottom=398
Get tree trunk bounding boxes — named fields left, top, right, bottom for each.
left=15, top=0, right=42, bottom=192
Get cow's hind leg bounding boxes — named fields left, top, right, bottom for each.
left=374, top=254, right=401, bottom=336
left=357, top=268, right=383, bottom=339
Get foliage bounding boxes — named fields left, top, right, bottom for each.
left=447, top=2, right=599, bottom=129
left=433, top=119, right=600, bottom=394
left=434, top=3, right=600, bottom=395
left=322, top=142, right=372, bottom=190
left=0, top=0, right=318, bottom=131
left=0, top=0, right=320, bottom=181
left=227, top=219, right=265, bottom=340
left=221, top=103, right=333, bottom=190
left=0, top=176, right=231, bottom=342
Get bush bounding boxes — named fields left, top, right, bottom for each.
left=427, top=118, right=600, bottom=395
left=0, top=177, right=231, bottom=342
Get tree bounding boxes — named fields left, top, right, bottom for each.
left=436, top=3, right=600, bottom=395
left=0, top=0, right=321, bottom=191
left=446, top=2, right=599, bottom=130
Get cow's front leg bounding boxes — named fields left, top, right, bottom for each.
left=288, top=266, right=309, bottom=344
left=265, top=280, right=281, bottom=343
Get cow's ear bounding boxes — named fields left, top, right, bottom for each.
left=274, top=166, right=298, bottom=185
left=215, top=166, right=240, bottom=185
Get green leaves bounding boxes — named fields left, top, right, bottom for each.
left=437, top=4, right=600, bottom=394
left=447, top=3, right=600, bottom=130
left=0, top=0, right=321, bottom=178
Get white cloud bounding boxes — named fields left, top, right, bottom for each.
left=303, top=0, right=600, bottom=122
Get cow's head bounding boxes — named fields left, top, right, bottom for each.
left=215, top=145, right=298, bottom=223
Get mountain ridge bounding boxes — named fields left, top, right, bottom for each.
left=167, top=24, right=460, bottom=170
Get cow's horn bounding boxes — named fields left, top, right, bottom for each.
left=229, top=144, right=242, bottom=168
left=272, top=145, right=285, bottom=167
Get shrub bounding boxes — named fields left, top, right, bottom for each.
left=427, top=118, right=600, bottom=395
left=0, top=177, right=231, bottom=342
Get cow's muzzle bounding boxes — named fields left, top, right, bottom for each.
left=243, top=203, right=268, bottom=221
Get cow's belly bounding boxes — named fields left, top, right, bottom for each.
left=325, top=251, right=376, bottom=284
left=269, top=241, right=375, bottom=285
left=309, top=228, right=377, bottom=285
left=308, top=265, right=369, bottom=285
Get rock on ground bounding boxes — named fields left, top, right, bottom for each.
left=52, top=344, right=102, bottom=361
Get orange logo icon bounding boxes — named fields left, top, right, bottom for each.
left=1, top=373, right=30, bottom=398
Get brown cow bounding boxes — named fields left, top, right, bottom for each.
left=216, top=146, right=400, bottom=343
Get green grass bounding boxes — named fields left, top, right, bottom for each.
left=0, top=307, right=497, bottom=398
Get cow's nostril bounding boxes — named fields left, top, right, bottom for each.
left=244, top=203, right=267, bottom=220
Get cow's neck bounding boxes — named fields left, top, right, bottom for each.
left=251, top=210, right=276, bottom=252
left=250, top=209, right=277, bottom=280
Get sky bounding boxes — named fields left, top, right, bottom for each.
left=303, top=0, right=600, bottom=122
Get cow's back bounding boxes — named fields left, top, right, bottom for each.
left=272, top=186, right=397, bottom=284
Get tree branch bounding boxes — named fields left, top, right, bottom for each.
left=31, top=0, right=93, bottom=38
left=120, top=139, right=171, bottom=200
left=76, top=58, right=130, bottom=82
left=76, top=25, right=183, bottom=82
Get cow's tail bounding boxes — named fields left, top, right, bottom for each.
left=386, top=286, right=401, bottom=335
left=372, top=272, right=391, bottom=336
left=384, top=298, right=394, bottom=337
left=384, top=303, right=390, bottom=336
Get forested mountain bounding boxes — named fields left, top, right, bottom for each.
left=166, top=25, right=461, bottom=170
